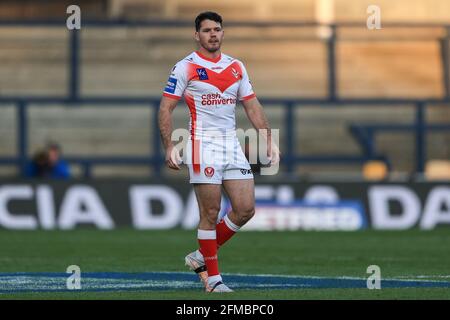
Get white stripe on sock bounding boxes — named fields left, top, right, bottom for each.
left=224, top=214, right=240, bottom=232
left=197, top=229, right=216, bottom=240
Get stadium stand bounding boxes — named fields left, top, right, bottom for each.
left=0, top=0, right=449, bottom=178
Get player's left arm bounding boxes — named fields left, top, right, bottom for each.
left=242, top=97, right=280, bottom=165
left=238, top=59, right=280, bottom=165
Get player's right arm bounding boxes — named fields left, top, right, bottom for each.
left=158, top=61, right=188, bottom=170
left=158, top=96, right=181, bottom=170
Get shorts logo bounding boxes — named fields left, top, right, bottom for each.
left=240, top=169, right=252, bottom=175
left=196, top=68, right=209, bottom=80
left=205, top=167, right=215, bottom=177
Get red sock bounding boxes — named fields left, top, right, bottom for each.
left=216, top=214, right=240, bottom=248
left=197, top=229, right=219, bottom=277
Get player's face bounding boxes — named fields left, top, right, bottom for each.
left=195, top=20, right=224, bottom=53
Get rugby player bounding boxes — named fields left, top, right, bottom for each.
left=158, top=11, right=280, bottom=292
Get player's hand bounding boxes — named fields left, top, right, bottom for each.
left=267, top=142, right=281, bottom=166
left=165, top=145, right=182, bottom=170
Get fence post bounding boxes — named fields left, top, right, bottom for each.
left=69, top=29, right=80, bottom=100
left=365, top=128, right=375, bottom=159
left=285, top=102, right=295, bottom=173
left=17, top=101, right=28, bottom=176
left=153, top=102, right=162, bottom=175
left=415, top=102, right=426, bottom=173
left=83, top=161, right=92, bottom=179
left=439, top=28, right=450, bottom=99
left=327, top=24, right=337, bottom=101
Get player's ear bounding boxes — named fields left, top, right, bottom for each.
left=194, top=31, right=200, bottom=42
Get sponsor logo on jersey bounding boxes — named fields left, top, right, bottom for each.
left=240, top=169, right=252, bottom=175
left=196, top=68, right=209, bottom=80
left=164, top=77, right=177, bottom=94
left=205, top=167, right=215, bottom=177
left=201, top=93, right=237, bottom=106
left=211, top=66, right=223, bottom=70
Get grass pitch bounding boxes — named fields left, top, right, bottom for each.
left=0, top=229, right=449, bottom=299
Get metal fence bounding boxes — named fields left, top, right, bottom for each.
left=0, top=20, right=449, bottom=177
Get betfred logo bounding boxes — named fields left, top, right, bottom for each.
left=204, top=167, right=215, bottom=178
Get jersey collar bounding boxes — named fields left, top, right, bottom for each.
left=195, top=51, right=222, bottom=63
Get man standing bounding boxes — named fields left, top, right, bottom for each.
left=158, top=11, right=279, bottom=292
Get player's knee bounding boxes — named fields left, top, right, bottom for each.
left=201, top=206, right=220, bottom=224
left=237, top=206, right=255, bottom=224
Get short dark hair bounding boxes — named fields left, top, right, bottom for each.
left=195, top=11, right=223, bottom=31
left=46, top=141, right=61, bottom=152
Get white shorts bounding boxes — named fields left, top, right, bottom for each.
left=184, top=136, right=254, bottom=184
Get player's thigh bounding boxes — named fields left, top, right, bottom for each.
left=222, top=178, right=255, bottom=213
left=193, top=183, right=222, bottom=214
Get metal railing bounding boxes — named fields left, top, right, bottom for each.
left=0, top=19, right=449, bottom=177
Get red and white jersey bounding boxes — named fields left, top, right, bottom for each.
left=162, top=51, right=256, bottom=139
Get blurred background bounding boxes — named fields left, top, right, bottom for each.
left=0, top=0, right=449, bottom=181
left=0, top=0, right=449, bottom=231
left=1, top=2, right=450, bottom=299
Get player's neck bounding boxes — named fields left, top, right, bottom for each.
left=196, top=48, right=222, bottom=63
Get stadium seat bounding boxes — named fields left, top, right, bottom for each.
left=362, top=160, right=388, bottom=181
left=425, top=160, right=450, bottom=180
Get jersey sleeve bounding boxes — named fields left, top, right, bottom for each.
left=237, top=61, right=256, bottom=101
left=162, top=61, right=188, bottom=100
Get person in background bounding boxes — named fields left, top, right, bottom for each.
left=25, top=143, right=70, bottom=179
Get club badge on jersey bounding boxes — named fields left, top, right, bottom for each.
left=231, top=67, right=240, bottom=79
